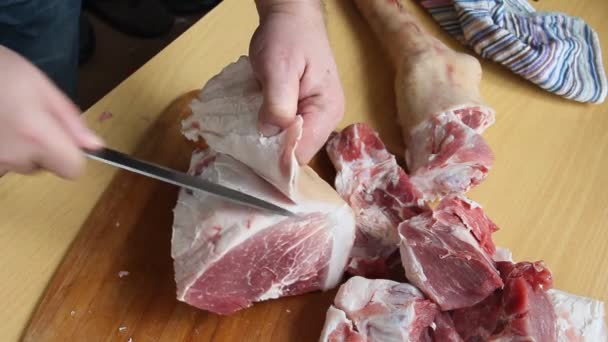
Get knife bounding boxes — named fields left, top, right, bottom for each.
left=84, top=148, right=294, bottom=216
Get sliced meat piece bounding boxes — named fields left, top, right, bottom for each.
left=172, top=57, right=356, bottom=314
left=436, top=195, right=498, bottom=255
left=548, top=289, right=608, bottom=342
left=406, top=111, right=494, bottom=201
left=182, top=56, right=302, bottom=200
left=430, top=312, right=463, bottom=342
left=353, top=0, right=495, bottom=200
left=326, top=123, right=429, bottom=278
left=452, top=261, right=557, bottom=342
left=320, top=276, right=439, bottom=342
left=399, top=211, right=503, bottom=310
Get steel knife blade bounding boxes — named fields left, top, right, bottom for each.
left=84, top=148, right=294, bottom=216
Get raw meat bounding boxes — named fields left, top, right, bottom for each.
left=182, top=57, right=301, bottom=199
left=326, top=123, right=428, bottom=278
left=172, top=57, right=356, bottom=314
left=353, top=0, right=495, bottom=200
left=319, top=306, right=366, bottom=342
left=452, top=261, right=557, bottom=342
left=320, top=276, right=438, bottom=342
left=548, top=289, right=608, bottom=342
left=436, top=195, right=498, bottom=256
left=399, top=206, right=503, bottom=310
left=430, top=312, right=463, bottom=342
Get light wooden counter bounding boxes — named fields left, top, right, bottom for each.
left=1, top=0, right=607, bottom=340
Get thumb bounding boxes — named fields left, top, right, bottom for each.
left=256, top=64, right=300, bottom=134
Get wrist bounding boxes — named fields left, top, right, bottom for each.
left=255, top=0, right=323, bottom=19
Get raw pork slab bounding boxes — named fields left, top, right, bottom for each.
left=326, top=123, right=428, bottom=278
left=319, top=276, right=438, bottom=342
left=172, top=57, right=356, bottom=314
left=399, top=199, right=502, bottom=310
left=353, top=0, right=495, bottom=200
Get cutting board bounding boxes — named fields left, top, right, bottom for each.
left=23, top=92, right=341, bottom=342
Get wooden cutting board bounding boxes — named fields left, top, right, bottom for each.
left=23, top=92, right=340, bottom=342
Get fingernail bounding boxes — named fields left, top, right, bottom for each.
left=86, top=132, right=105, bottom=148
left=260, top=123, right=281, bottom=137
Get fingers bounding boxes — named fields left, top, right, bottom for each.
left=41, top=77, right=104, bottom=150
left=296, top=91, right=345, bottom=164
left=251, top=49, right=302, bottom=133
left=23, top=111, right=86, bottom=179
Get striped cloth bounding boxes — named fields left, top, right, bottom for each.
left=419, top=0, right=607, bottom=104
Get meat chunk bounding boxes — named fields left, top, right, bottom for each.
left=326, top=123, right=428, bottom=278
left=320, top=276, right=438, bottom=342
left=353, top=0, right=495, bottom=200
left=548, top=289, right=608, bottom=341
left=452, top=261, right=557, bottom=342
left=436, top=195, right=498, bottom=256
left=406, top=112, right=494, bottom=200
left=172, top=57, right=356, bottom=314
left=399, top=205, right=503, bottom=310
left=430, top=312, right=463, bottom=342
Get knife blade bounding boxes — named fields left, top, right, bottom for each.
left=84, top=148, right=294, bottom=216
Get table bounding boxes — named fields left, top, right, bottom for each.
left=1, top=0, right=607, bottom=340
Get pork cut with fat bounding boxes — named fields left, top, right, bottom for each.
left=172, top=56, right=356, bottom=314
left=326, top=123, right=428, bottom=278
left=353, top=0, right=495, bottom=200
left=320, top=276, right=438, bottom=342
left=399, top=197, right=503, bottom=311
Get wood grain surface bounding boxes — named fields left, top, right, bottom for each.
left=1, top=0, right=608, bottom=340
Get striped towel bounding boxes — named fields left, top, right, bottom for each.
left=419, top=0, right=607, bottom=104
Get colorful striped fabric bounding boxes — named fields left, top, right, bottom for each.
left=419, top=0, right=607, bottom=104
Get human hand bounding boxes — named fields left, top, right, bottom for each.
left=250, top=0, right=345, bottom=164
left=0, top=46, right=103, bottom=179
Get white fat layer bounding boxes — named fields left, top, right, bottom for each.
left=398, top=219, right=429, bottom=284
left=182, top=56, right=301, bottom=199
left=319, top=306, right=353, bottom=342
left=548, top=289, right=608, bottom=342
left=332, top=276, right=428, bottom=342
left=493, top=247, right=513, bottom=262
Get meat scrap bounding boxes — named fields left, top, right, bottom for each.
left=326, top=123, right=428, bottom=278
left=354, top=0, right=495, bottom=200
left=319, top=276, right=438, bottom=342
left=172, top=57, right=356, bottom=315
left=399, top=197, right=503, bottom=311
left=96, top=111, right=113, bottom=122
left=452, top=261, right=557, bottom=342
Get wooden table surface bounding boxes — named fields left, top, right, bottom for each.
left=1, top=0, right=607, bottom=340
